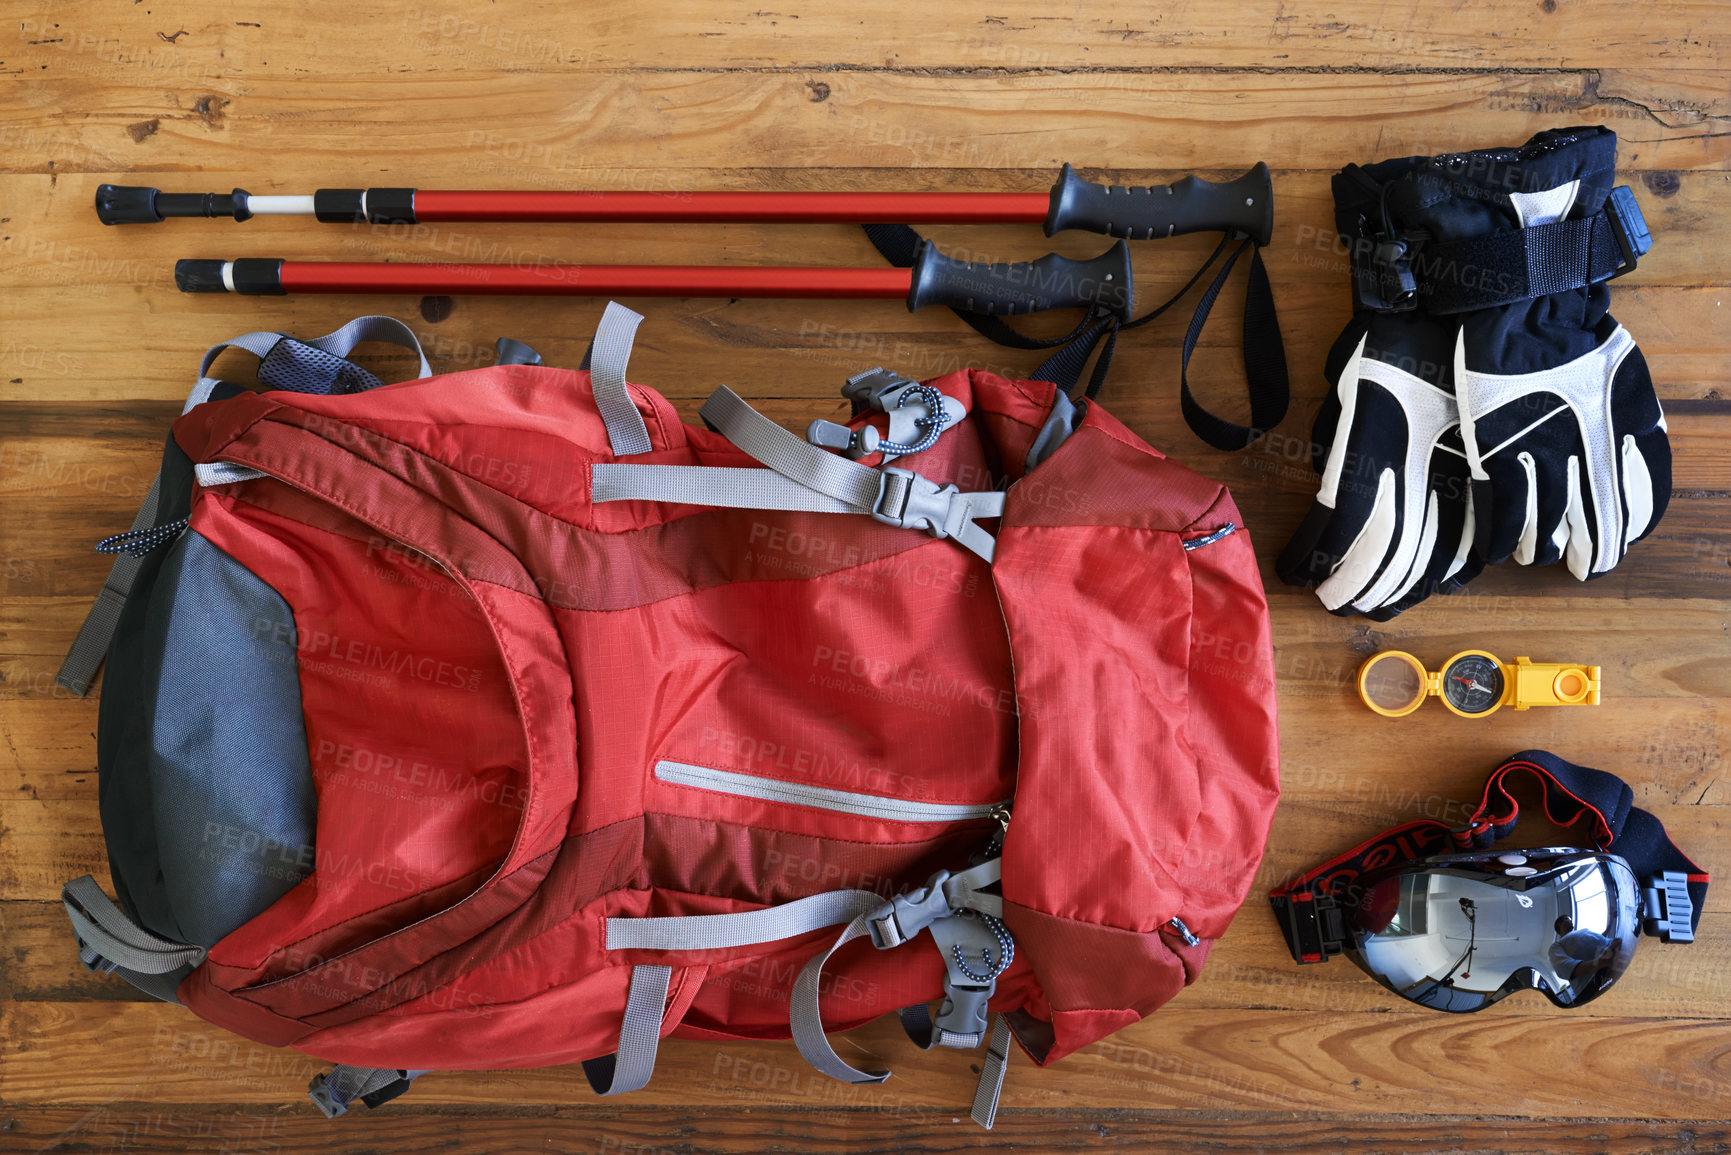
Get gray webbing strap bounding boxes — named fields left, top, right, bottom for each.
left=197, top=330, right=282, bottom=378
left=789, top=860, right=1007, bottom=1087
left=304, top=315, right=432, bottom=379
left=940, top=859, right=1004, bottom=921
left=790, top=911, right=891, bottom=1084
left=590, top=302, right=654, bottom=457
left=583, top=964, right=674, bottom=1096
left=53, top=470, right=163, bottom=695
left=699, top=385, right=884, bottom=508
left=970, top=1015, right=1012, bottom=1129
left=606, top=889, right=884, bottom=952
left=195, top=462, right=270, bottom=487
left=61, top=875, right=205, bottom=974
left=595, top=385, right=1006, bottom=562
left=307, top=1065, right=428, bottom=1119
left=197, top=316, right=430, bottom=382
left=592, top=463, right=860, bottom=515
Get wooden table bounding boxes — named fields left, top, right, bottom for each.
left=2, top=3, right=1726, bottom=1151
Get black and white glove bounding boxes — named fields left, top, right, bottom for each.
left=1281, top=126, right=1665, bottom=615
left=1277, top=313, right=1480, bottom=618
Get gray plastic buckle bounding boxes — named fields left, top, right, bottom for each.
left=872, top=468, right=965, bottom=539
left=806, top=418, right=882, bottom=456
left=933, top=983, right=991, bottom=1047
left=869, top=870, right=955, bottom=949
left=928, top=912, right=1006, bottom=1046
left=842, top=367, right=916, bottom=409
left=307, top=1073, right=348, bottom=1119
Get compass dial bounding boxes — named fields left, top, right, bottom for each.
left=1441, top=653, right=1505, bottom=715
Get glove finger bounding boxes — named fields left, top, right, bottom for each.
left=1344, top=347, right=1464, bottom=610
left=1477, top=439, right=1568, bottom=568
left=1613, top=341, right=1670, bottom=549
left=1366, top=540, right=1489, bottom=622
left=1525, top=446, right=1575, bottom=569
left=1276, top=500, right=1347, bottom=588
left=1364, top=549, right=1488, bottom=621
left=1368, top=436, right=1479, bottom=614
left=1621, top=425, right=1670, bottom=547
left=1562, top=455, right=1596, bottom=579
left=1317, top=469, right=1397, bottom=612
left=1373, top=487, right=1442, bottom=610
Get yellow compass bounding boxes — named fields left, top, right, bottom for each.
left=1357, top=649, right=1601, bottom=718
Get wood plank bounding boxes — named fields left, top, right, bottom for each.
left=7, top=999, right=1731, bottom=1120
left=2, top=71, right=1727, bottom=180
left=2, top=277, right=1726, bottom=408
left=9, top=2, right=1730, bottom=83
left=1, top=1105, right=1725, bottom=1155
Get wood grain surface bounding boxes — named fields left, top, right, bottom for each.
left=2, top=3, right=1728, bottom=1152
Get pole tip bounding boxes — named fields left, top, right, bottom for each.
left=95, top=184, right=164, bottom=225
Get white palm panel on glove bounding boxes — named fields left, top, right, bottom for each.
left=1456, top=324, right=1668, bottom=580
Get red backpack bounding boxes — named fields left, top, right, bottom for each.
left=59, top=305, right=1280, bottom=1127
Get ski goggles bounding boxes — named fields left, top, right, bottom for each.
left=1269, top=751, right=1707, bottom=1013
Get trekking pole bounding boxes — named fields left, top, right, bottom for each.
left=99, top=164, right=1274, bottom=245
left=174, top=239, right=1139, bottom=318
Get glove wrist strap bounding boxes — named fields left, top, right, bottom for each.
left=1349, top=185, right=1652, bottom=315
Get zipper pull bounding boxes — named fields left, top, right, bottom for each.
left=1166, top=916, right=1200, bottom=947
left=977, top=803, right=1012, bottom=862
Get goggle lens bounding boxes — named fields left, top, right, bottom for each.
left=1346, top=853, right=1640, bottom=1012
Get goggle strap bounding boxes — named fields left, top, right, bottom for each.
left=1268, top=820, right=1455, bottom=964
left=1469, top=751, right=1708, bottom=936
left=1465, top=751, right=1629, bottom=849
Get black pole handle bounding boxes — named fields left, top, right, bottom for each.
left=906, top=239, right=1133, bottom=320
left=1045, top=163, right=1274, bottom=247
left=96, top=184, right=252, bottom=224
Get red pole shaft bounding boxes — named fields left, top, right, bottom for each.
left=276, top=261, right=915, bottom=298
left=412, top=189, right=1051, bottom=225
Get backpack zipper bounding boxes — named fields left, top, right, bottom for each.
left=985, top=803, right=1012, bottom=856
left=653, top=760, right=1007, bottom=824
